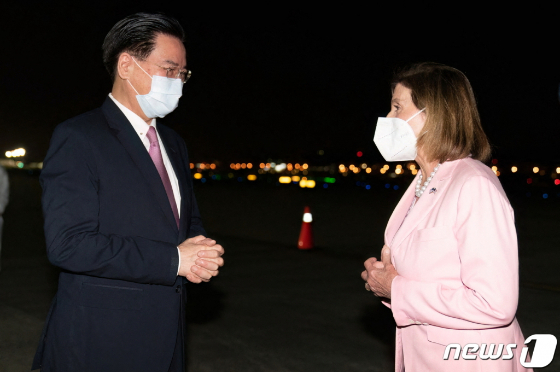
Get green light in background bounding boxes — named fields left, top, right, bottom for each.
left=17, top=162, right=24, bottom=169
left=324, top=177, right=336, bottom=184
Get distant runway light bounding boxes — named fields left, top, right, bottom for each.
left=247, top=174, right=257, bottom=181
left=299, top=179, right=316, bottom=188
left=194, top=173, right=202, bottom=179
left=533, top=167, right=539, bottom=173
left=279, top=176, right=291, bottom=184
left=511, top=166, right=518, bottom=173
left=5, top=148, right=26, bottom=158
left=275, top=163, right=286, bottom=172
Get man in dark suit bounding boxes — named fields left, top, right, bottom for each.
left=32, top=13, right=224, bottom=372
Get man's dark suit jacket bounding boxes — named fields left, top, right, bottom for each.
left=32, top=97, right=206, bottom=372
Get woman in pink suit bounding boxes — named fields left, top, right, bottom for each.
left=361, top=63, right=532, bottom=372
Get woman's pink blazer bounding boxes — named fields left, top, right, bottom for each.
left=385, top=157, right=532, bottom=372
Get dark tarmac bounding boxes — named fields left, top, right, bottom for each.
left=0, top=171, right=559, bottom=371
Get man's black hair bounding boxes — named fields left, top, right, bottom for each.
left=102, top=12, right=185, bottom=81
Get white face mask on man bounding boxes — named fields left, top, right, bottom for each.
left=127, top=57, right=184, bottom=118
left=373, top=108, right=425, bottom=162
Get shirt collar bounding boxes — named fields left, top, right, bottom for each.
left=108, top=93, right=156, bottom=139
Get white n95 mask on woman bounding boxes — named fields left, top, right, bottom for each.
left=373, top=109, right=425, bottom=162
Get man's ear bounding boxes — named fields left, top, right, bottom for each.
left=116, top=52, right=134, bottom=80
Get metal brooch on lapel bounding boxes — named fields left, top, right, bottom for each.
left=429, top=187, right=437, bottom=194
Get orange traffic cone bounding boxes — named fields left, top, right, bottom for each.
left=298, top=206, right=314, bottom=249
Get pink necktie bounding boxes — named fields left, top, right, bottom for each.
left=146, top=126, right=180, bottom=228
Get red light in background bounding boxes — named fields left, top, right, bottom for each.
left=555, top=179, right=560, bottom=185
left=357, top=151, right=363, bottom=157
left=527, top=178, right=532, bottom=184
left=492, top=159, right=498, bottom=165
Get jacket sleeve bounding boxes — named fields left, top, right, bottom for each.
left=41, top=123, right=178, bottom=285
left=187, top=194, right=207, bottom=239
left=390, top=175, right=519, bottom=329
left=179, top=139, right=207, bottom=239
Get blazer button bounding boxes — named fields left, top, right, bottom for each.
left=176, top=285, right=181, bottom=293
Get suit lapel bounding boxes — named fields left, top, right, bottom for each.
left=101, top=98, right=178, bottom=233
left=388, top=159, right=461, bottom=251
left=157, top=127, right=190, bottom=240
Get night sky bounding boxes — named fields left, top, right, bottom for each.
left=2, top=4, right=559, bottom=164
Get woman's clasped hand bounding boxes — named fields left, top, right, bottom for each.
left=362, top=245, right=397, bottom=299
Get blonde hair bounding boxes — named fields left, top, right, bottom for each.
left=392, top=62, right=491, bottom=163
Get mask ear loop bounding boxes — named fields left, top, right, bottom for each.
left=127, top=57, right=153, bottom=95
left=127, top=79, right=140, bottom=95
left=406, top=108, right=426, bottom=122
left=132, top=57, right=153, bottom=80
